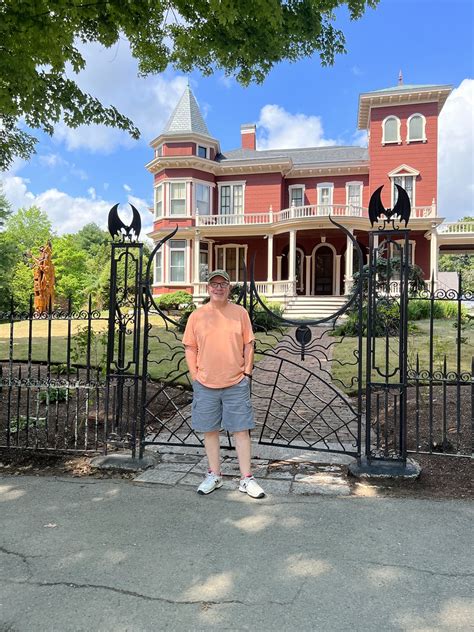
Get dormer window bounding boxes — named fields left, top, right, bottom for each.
left=197, top=145, right=208, bottom=159
left=382, top=116, right=401, bottom=144
left=407, top=113, right=427, bottom=143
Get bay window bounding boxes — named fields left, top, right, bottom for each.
left=169, top=240, right=186, bottom=283
left=155, top=184, right=163, bottom=218
left=170, top=182, right=186, bottom=215
left=154, top=250, right=162, bottom=283
left=196, top=183, right=211, bottom=215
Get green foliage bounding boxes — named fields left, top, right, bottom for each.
left=0, top=0, right=379, bottom=169
left=3, top=206, right=53, bottom=256
left=253, top=299, right=284, bottom=331
left=407, top=299, right=467, bottom=321
left=9, top=261, right=34, bottom=312
left=157, top=291, right=193, bottom=310
left=0, top=186, right=15, bottom=312
left=52, top=234, right=90, bottom=307
left=39, top=388, right=67, bottom=404
left=71, top=325, right=108, bottom=373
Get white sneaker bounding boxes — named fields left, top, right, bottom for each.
left=197, top=471, right=223, bottom=495
left=239, top=476, right=265, bottom=499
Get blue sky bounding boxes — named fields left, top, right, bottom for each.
left=2, top=0, right=473, bottom=235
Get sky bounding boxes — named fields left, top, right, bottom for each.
left=2, top=0, right=473, bottom=238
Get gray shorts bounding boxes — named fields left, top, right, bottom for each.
left=191, top=377, right=255, bottom=433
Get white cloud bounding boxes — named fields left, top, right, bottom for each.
left=0, top=174, right=153, bottom=237
left=351, top=66, right=364, bottom=77
left=38, top=153, right=65, bottom=168
left=52, top=40, right=188, bottom=152
left=218, top=74, right=234, bottom=89
left=257, top=104, right=337, bottom=150
left=438, top=79, right=474, bottom=220
left=123, top=184, right=132, bottom=192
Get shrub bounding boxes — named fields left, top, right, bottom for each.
left=157, top=291, right=193, bottom=311
left=39, top=388, right=68, bottom=403
left=408, top=299, right=467, bottom=321
left=253, top=299, right=284, bottom=331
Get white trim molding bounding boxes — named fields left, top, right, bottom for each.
left=406, top=113, right=427, bottom=143
left=382, top=115, right=401, bottom=145
left=345, top=181, right=363, bottom=208
left=317, top=182, right=334, bottom=206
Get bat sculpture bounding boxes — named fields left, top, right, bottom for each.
left=108, top=203, right=142, bottom=240
left=368, top=184, right=411, bottom=227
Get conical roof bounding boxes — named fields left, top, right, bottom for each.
left=163, top=86, right=213, bottom=138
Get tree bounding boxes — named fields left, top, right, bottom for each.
left=0, top=0, right=378, bottom=170
left=0, top=187, right=15, bottom=311
left=52, top=234, right=90, bottom=307
left=3, top=206, right=53, bottom=258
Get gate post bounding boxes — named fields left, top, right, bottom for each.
left=104, top=204, right=144, bottom=459
left=349, top=186, right=421, bottom=479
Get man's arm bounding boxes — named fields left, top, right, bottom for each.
left=184, top=345, right=198, bottom=381
left=243, top=342, right=254, bottom=377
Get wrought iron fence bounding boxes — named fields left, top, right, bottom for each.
left=0, top=296, right=109, bottom=452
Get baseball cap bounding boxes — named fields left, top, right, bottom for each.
left=207, top=269, right=230, bottom=283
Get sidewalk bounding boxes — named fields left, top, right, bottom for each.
left=1, top=474, right=473, bottom=631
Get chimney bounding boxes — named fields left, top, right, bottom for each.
left=241, top=123, right=256, bottom=150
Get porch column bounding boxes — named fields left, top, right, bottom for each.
left=335, top=255, right=341, bottom=296
left=344, top=229, right=354, bottom=295
left=266, top=234, right=273, bottom=295
left=193, top=232, right=201, bottom=286
left=430, top=227, right=439, bottom=291
left=289, top=229, right=296, bottom=294
left=305, top=255, right=311, bottom=296
left=276, top=256, right=282, bottom=281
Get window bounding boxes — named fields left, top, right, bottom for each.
left=197, top=145, right=208, bottom=159
left=392, top=175, right=415, bottom=207
left=155, top=184, right=163, bottom=218
left=215, top=245, right=246, bottom=282
left=156, top=144, right=163, bottom=158
left=219, top=183, right=244, bottom=215
left=170, top=182, right=187, bottom=215
left=407, top=114, right=426, bottom=142
left=346, top=182, right=362, bottom=209
left=317, top=183, right=334, bottom=209
left=199, top=243, right=209, bottom=281
left=289, top=185, right=304, bottom=207
left=196, top=183, right=210, bottom=215
left=382, top=116, right=401, bottom=144
left=169, top=240, right=186, bottom=283
left=154, top=250, right=162, bottom=283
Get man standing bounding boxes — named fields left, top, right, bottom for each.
left=183, top=270, right=265, bottom=499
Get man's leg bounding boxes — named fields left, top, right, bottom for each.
left=203, top=430, right=221, bottom=473
left=233, top=430, right=252, bottom=477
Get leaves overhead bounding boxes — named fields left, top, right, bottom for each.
left=0, top=0, right=378, bottom=170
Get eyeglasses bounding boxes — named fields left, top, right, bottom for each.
left=209, top=282, right=230, bottom=289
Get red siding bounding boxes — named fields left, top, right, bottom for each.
left=163, top=142, right=195, bottom=156
left=283, top=175, right=370, bottom=208
left=369, top=102, right=438, bottom=207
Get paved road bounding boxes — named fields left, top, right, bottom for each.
left=1, top=475, right=473, bottom=631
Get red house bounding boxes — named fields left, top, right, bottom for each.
left=147, top=82, right=473, bottom=317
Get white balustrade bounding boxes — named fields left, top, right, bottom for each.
left=438, top=222, right=474, bottom=234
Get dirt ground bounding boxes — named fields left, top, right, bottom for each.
left=0, top=447, right=471, bottom=500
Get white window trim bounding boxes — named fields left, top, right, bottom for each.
left=166, top=239, right=190, bottom=285
left=289, top=184, right=305, bottom=207
left=154, top=183, right=164, bottom=219
left=194, top=179, right=215, bottom=216
left=214, top=243, right=248, bottom=282
left=197, top=144, right=211, bottom=159
left=154, top=249, right=163, bottom=284
left=390, top=174, right=416, bottom=208
left=317, top=182, right=334, bottom=206
left=345, top=181, right=363, bottom=207
left=406, top=113, right=427, bottom=143
left=382, top=115, right=401, bottom=145
left=155, top=144, right=163, bottom=158
left=217, top=181, right=246, bottom=215
left=166, top=179, right=191, bottom=217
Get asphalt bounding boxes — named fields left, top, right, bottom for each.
left=1, top=475, right=473, bottom=632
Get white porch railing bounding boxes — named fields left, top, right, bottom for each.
left=194, top=280, right=296, bottom=296
left=194, top=204, right=439, bottom=227
left=438, top=221, right=474, bottom=234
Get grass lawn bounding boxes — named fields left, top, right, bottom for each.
left=331, top=318, right=474, bottom=391
left=0, top=316, right=281, bottom=385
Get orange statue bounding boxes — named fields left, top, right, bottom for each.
left=30, top=242, right=55, bottom=313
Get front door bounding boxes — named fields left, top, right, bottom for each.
left=314, top=246, right=333, bottom=295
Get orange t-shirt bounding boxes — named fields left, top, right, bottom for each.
left=182, top=302, right=255, bottom=388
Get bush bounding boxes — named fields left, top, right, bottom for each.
left=157, top=291, right=193, bottom=311
left=408, top=299, right=467, bottom=321
left=253, top=299, right=284, bottom=331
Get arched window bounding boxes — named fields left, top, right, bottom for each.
left=407, top=113, right=426, bottom=142
left=382, top=116, right=401, bottom=144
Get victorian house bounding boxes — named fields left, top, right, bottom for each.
left=146, top=82, right=473, bottom=317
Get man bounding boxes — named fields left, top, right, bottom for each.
left=182, top=269, right=265, bottom=499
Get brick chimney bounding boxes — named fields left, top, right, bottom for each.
left=241, top=123, right=256, bottom=150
